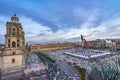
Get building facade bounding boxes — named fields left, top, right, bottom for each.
left=1, top=14, right=26, bottom=73
left=30, top=43, right=76, bottom=52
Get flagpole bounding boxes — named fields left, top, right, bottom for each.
left=81, top=34, right=84, bottom=48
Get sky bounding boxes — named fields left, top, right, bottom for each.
left=0, top=0, right=120, bottom=44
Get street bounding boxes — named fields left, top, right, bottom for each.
left=25, top=52, right=46, bottom=80
left=45, top=51, right=80, bottom=80
left=25, top=51, right=80, bottom=80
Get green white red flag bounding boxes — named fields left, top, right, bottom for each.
left=81, top=34, right=88, bottom=44
left=84, top=39, right=88, bottom=44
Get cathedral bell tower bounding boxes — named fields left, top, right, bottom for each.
left=5, top=14, right=25, bottom=48
left=2, top=14, right=26, bottom=72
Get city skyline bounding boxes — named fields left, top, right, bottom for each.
left=0, top=0, right=120, bottom=43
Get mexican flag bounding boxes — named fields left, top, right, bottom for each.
left=84, top=38, right=88, bottom=44
left=81, top=34, right=88, bottom=44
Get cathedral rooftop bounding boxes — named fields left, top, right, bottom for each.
left=11, top=14, right=19, bottom=23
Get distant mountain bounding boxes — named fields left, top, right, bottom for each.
left=26, top=36, right=81, bottom=44
left=105, top=38, right=120, bottom=40
left=27, top=37, right=120, bottom=44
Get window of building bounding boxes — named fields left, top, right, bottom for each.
left=17, top=44, right=19, bottom=47
left=13, top=52, right=15, bottom=55
left=8, top=39, right=10, bottom=42
left=12, top=28, right=15, bottom=35
left=17, top=28, right=19, bottom=35
left=8, top=39, right=10, bottom=47
left=12, top=42, right=16, bottom=47
left=12, top=59, right=15, bottom=63
left=8, top=44, right=10, bottom=47
left=9, top=27, right=11, bottom=35
left=17, top=39, right=19, bottom=42
left=17, top=39, right=19, bottom=47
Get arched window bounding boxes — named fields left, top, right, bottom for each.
left=17, top=44, right=19, bottom=47
left=8, top=39, right=10, bottom=47
left=17, top=28, right=19, bottom=35
left=13, top=52, right=15, bottom=55
left=12, top=42, right=16, bottom=47
left=17, top=39, right=19, bottom=42
left=17, top=39, right=19, bottom=47
left=8, top=44, right=10, bottom=47
left=12, top=28, right=16, bottom=35
left=12, top=58, right=15, bottom=63
left=9, top=27, right=11, bottom=35
left=8, top=39, right=10, bottom=42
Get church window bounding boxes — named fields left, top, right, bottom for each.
left=17, top=44, right=19, bottom=47
left=17, top=39, right=19, bottom=47
left=17, top=39, right=19, bottom=42
left=9, top=27, right=11, bottom=35
left=12, top=41, right=16, bottom=47
left=8, top=39, right=10, bottom=47
left=12, top=59, right=15, bottom=63
left=17, top=28, right=19, bottom=35
left=12, top=28, right=16, bottom=35
left=13, top=52, right=15, bottom=55
left=8, top=44, right=10, bottom=47
left=8, top=40, right=10, bottom=42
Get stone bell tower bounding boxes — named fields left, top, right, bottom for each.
left=2, top=14, right=26, bottom=72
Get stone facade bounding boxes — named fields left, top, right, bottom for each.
left=1, top=14, right=26, bottom=73
left=30, top=43, right=76, bottom=52
left=0, top=57, right=1, bottom=69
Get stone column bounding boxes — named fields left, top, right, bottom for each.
left=7, top=27, right=8, bottom=35
left=5, top=39, right=8, bottom=48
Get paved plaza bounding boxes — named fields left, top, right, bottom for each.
left=0, top=47, right=120, bottom=80
left=49, top=47, right=120, bottom=70
left=63, top=48, right=111, bottom=59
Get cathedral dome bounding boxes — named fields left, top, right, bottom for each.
left=11, top=14, right=19, bottom=23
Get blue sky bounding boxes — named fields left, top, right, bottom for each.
left=0, top=0, right=120, bottom=43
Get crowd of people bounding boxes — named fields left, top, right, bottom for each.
left=24, top=52, right=46, bottom=80
left=63, top=48, right=110, bottom=59
left=51, top=47, right=120, bottom=70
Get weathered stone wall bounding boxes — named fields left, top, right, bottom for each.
left=0, top=57, right=2, bottom=69
left=2, top=55, right=23, bottom=72
left=1, top=14, right=26, bottom=73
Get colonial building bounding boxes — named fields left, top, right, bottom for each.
left=1, top=14, right=26, bottom=73
left=30, top=43, right=76, bottom=52
left=88, top=39, right=105, bottom=49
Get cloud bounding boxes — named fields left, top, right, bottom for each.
left=20, top=16, right=51, bottom=36
left=0, top=0, right=120, bottom=43
left=56, top=13, right=120, bottom=42
left=0, top=15, right=9, bottom=43
left=0, top=16, right=8, bottom=34
left=86, top=14, right=120, bottom=40
left=1, top=12, right=120, bottom=44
